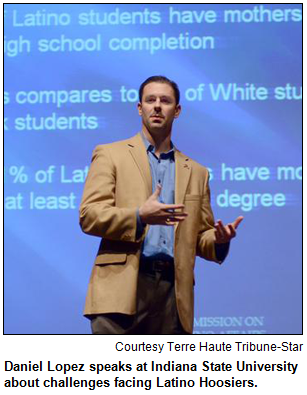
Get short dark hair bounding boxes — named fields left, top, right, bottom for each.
left=139, top=76, right=180, bottom=105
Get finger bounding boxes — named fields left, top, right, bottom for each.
left=165, top=221, right=177, bottom=226
left=164, top=214, right=188, bottom=222
left=164, top=217, right=176, bottom=226
left=165, top=217, right=186, bottom=225
left=232, top=216, right=244, bottom=229
left=169, top=213, right=189, bottom=219
left=214, top=228, right=225, bottom=243
left=160, top=211, right=188, bottom=218
left=227, top=223, right=236, bottom=238
left=169, top=214, right=188, bottom=220
left=214, top=222, right=224, bottom=240
left=216, top=220, right=228, bottom=239
left=161, top=204, right=185, bottom=212
left=152, top=184, right=162, bottom=199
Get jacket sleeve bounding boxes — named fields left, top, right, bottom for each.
left=196, top=168, right=229, bottom=263
left=79, top=145, right=143, bottom=242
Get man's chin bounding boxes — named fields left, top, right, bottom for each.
left=149, top=124, right=165, bottom=132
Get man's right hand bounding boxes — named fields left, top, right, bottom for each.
left=139, top=184, right=188, bottom=226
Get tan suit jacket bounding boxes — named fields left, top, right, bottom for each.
left=79, top=133, right=222, bottom=333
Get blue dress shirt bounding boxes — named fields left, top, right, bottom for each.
left=138, top=133, right=175, bottom=259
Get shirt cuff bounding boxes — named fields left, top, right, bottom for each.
left=215, top=242, right=230, bottom=263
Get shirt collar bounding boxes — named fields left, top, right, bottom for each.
left=141, top=132, right=175, bottom=160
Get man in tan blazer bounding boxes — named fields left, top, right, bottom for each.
left=80, top=76, right=243, bottom=334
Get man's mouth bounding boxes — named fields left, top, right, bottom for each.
left=151, top=116, right=163, bottom=123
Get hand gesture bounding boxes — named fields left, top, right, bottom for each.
left=139, top=184, right=188, bottom=225
left=214, top=216, right=244, bottom=244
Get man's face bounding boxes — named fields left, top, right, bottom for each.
left=138, top=82, right=181, bottom=135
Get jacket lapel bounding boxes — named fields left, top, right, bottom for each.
left=128, top=133, right=152, bottom=197
left=175, top=149, right=191, bottom=232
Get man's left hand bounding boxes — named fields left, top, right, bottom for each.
left=214, top=216, right=244, bottom=244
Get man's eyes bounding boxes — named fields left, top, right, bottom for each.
left=146, top=97, right=172, bottom=103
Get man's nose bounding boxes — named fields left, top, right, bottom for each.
left=154, top=100, right=161, bottom=110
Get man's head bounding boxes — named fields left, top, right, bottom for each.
left=138, top=76, right=181, bottom=137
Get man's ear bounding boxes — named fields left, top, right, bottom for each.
left=174, top=104, right=181, bottom=118
left=137, top=102, right=142, bottom=116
